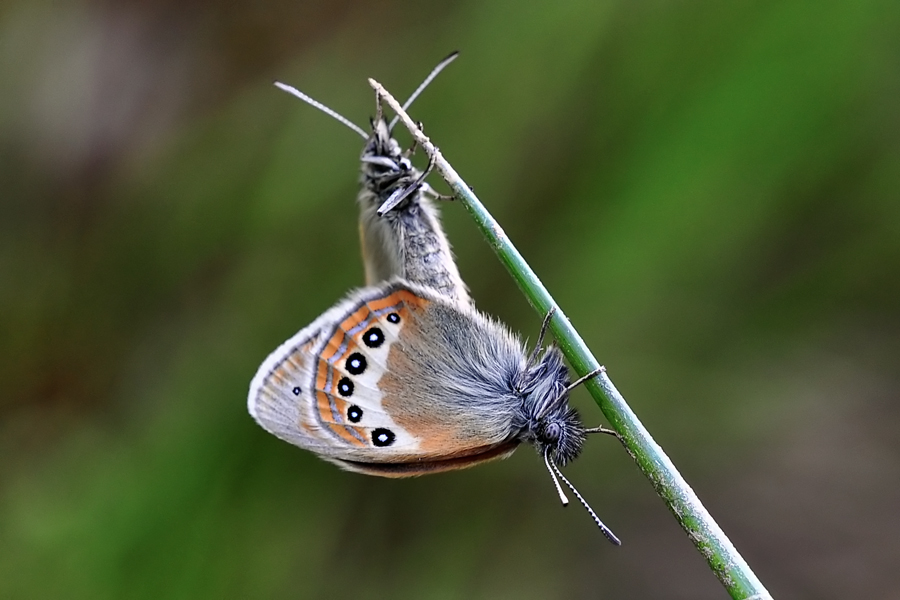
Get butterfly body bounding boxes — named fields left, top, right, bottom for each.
left=260, top=54, right=621, bottom=543
left=248, top=279, right=585, bottom=477
left=357, top=119, right=469, bottom=303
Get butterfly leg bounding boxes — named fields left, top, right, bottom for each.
left=526, top=307, right=557, bottom=369
left=402, top=128, right=452, bottom=201
left=564, top=365, right=606, bottom=393
left=413, top=154, right=455, bottom=200
left=585, top=424, right=623, bottom=443
left=377, top=154, right=439, bottom=215
left=422, top=183, right=454, bottom=202
left=585, top=425, right=618, bottom=436
left=403, top=121, right=424, bottom=157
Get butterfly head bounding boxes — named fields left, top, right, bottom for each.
left=367, top=118, right=404, bottom=160
left=360, top=119, right=415, bottom=198
left=515, top=346, right=586, bottom=466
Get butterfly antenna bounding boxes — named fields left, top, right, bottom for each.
left=274, top=81, right=369, bottom=140
left=525, top=307, right=557, bottom=370
left=548, top=457, right=621, bottom=545
left=388, top=51, right=459, bottom=132
left=544, top=450, right=570, bottom=506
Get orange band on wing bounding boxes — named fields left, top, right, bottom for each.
left=308, top=287, right=433, bottom=448
left=315, top=389, right=332, bottom=424
left=366, top=289, right=429, bottom=313
left=315, top=359, right=329, bottom=394
left=337, top=303, right=372, bottom=336
left=320, top=289, right=430, bottom=368
left=320, top=328, right=350, bottom=362
left=320, top=304, right=373, bottom=365
left=315, top=389, right=345, bottom=422
left=328, top=422, right=367, bottom=445
left=315, top=390, right=366, bottom=446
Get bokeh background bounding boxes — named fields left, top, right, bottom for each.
left=2, top=0, right=899, bottom=598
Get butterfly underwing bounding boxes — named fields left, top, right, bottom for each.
left=249, top=279, right=578, bottom=475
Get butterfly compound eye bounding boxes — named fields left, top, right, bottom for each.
left=544, top=422, right=562, bottom=442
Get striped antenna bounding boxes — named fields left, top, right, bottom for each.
left=547, top=456, right=621, bottom=545
left=388, top=51, right=459, bottom=132
left=544, top=450, right=570, bottom=506
left=274, top=81, right=368, bottom=139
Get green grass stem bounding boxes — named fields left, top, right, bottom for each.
left=371, top=78, right=773, bottom=600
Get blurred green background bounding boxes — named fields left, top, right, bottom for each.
left=2, top=0, right=899, bottom=598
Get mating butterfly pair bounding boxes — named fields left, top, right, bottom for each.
left=248, top=53, right=620, bottom=544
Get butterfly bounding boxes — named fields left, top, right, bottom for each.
left=251, top=54, right=620, bottom=544
left=275, top=52, right=469, bottom=303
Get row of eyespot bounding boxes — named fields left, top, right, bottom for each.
left=288, top=316, right=403, bottom=446
left=350, top=317, right=399, bottom=446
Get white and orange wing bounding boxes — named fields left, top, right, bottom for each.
left=248, top=280, right=523, bottom=477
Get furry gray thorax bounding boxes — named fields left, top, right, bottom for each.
left=513, top=347, right=586, bottom=466
left=360, top=119, right=419, bottom=203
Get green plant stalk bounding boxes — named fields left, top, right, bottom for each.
left=370, top=79, right=772, bottom=600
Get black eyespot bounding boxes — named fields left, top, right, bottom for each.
left=363, top=327, right=384, bottom=348
left=346, top=352, right=367, bottom=375
left=292, top=387, right=301, bottom=396
left=337, top=377, right=354, bottom=397
left=371, top=428, right=395, bottom=447
left=387, top=312, right=400, bottom=324
left=347, top=405, right=363, bottom=423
